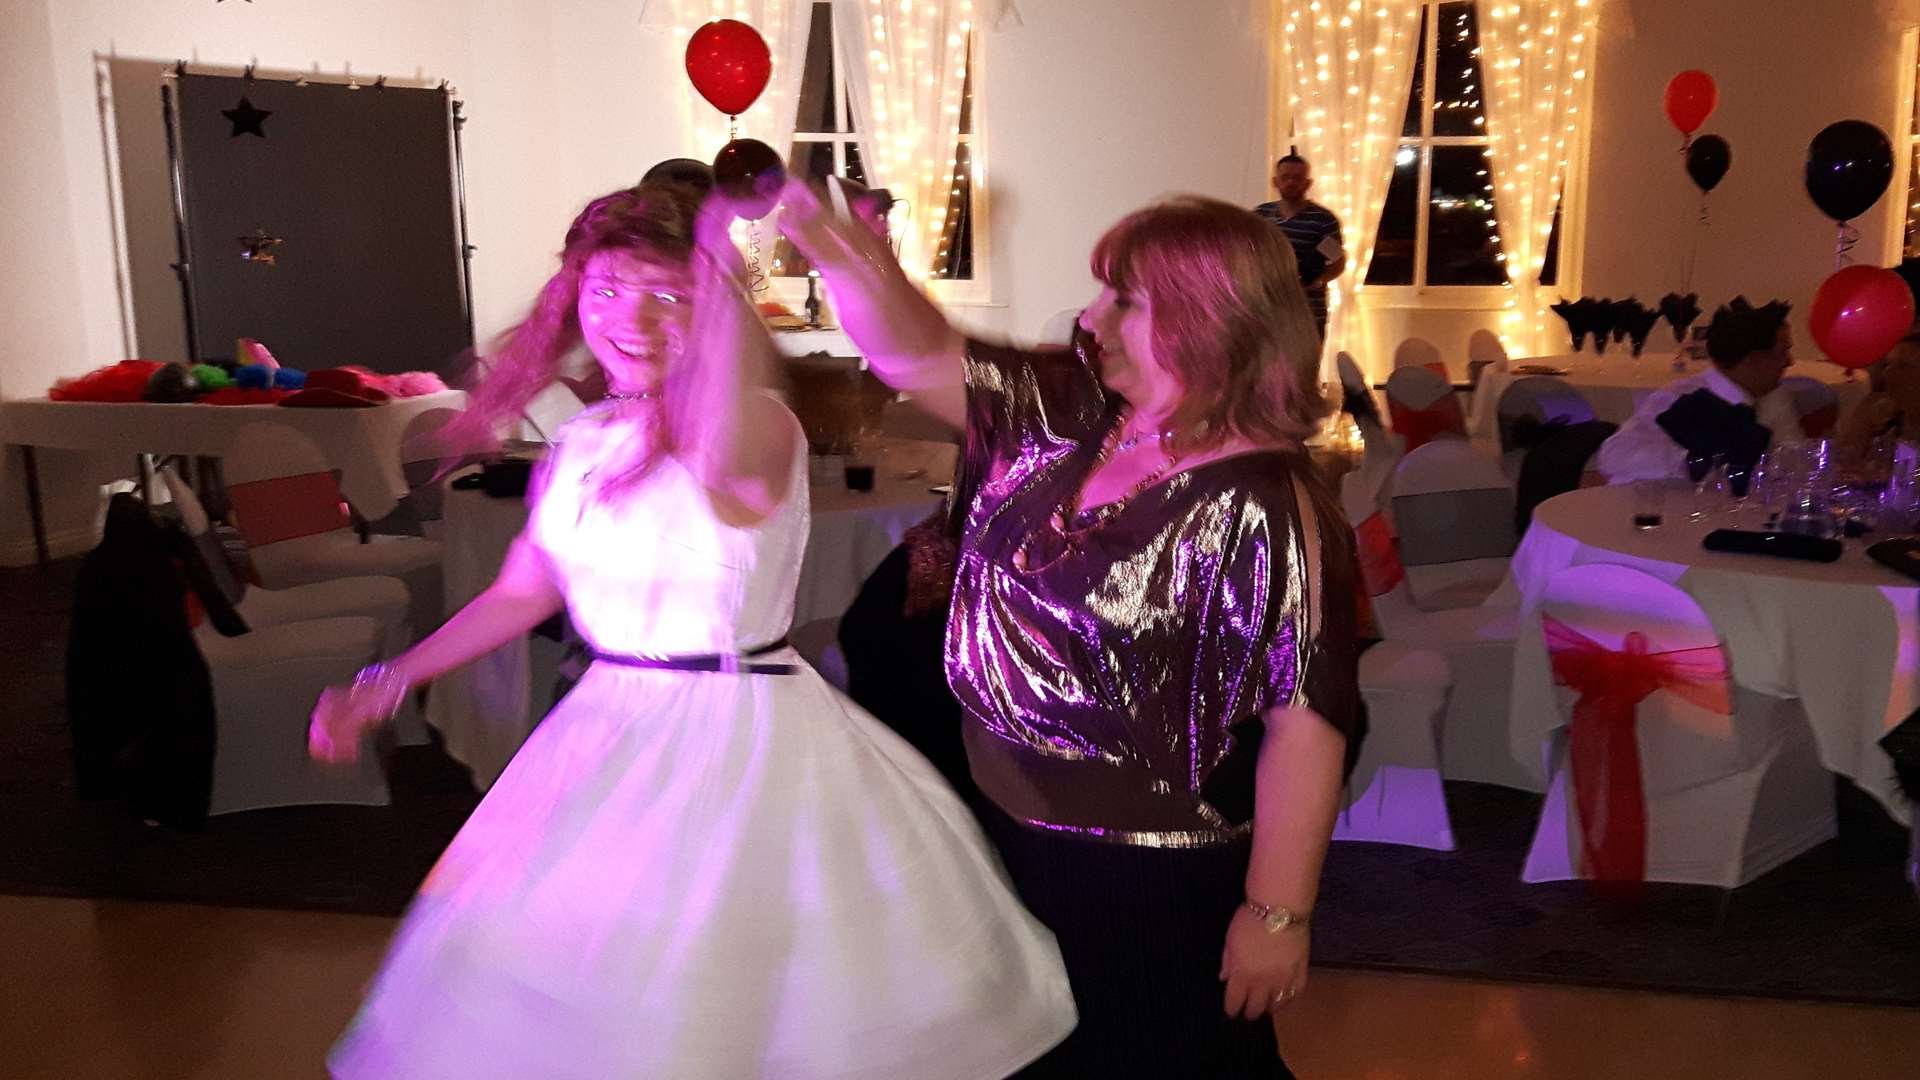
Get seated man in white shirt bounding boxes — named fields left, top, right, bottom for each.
left=1595, top=298, right=1798, bottom=484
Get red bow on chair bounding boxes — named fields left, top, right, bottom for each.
left=1541, top=614, right=1732, bottom=882
left=1387, top=395, right=1466, bottom=451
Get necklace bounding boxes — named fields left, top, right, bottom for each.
left=1011, top=412, right=1187, bottom=573
left=606, top=388, right=662, bottom=403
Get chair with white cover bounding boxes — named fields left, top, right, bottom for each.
left=198, top=612, right=392, bottom=814
left=1495, top=376, right=1597, bottom=457
left=385, top=407, right=468, bottom=539
left=1037, top=306, right=1083, bottom=345
left=1345, top=476, right=1530, bottom=793
left=159, top=463, right=429, bottom=744
left=1522, top=564, right=1836, bottom=887
left=1338, top=641, right=1458, bottom=850
left=221, top=421, right=444, bottom=640
left=1387, top=437, right=1515, bottom=611
left=1466, top=329, right=1509, bottom=382
left=1779, top=375, right=1841, bottom=439
left=1383, top=364, right=1466, bottom=452
left=1393, top=336, right=1446, bottom=374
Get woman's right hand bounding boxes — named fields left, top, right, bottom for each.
left=308, top=685, right=387, bottom=765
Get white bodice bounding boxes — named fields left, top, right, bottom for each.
left=530, top=404, right=808, bottom=656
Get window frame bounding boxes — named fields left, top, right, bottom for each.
left=766, top=0, right=993, bottom=307
left=1889, top=25, right=1919, bottom=261
left=1364, top=0, right=1509, bottom=308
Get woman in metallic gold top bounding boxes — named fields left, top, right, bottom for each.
left=781, top=184, right=1362, bottom=1078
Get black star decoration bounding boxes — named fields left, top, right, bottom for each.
left=222, top=96, right=272, bottom=138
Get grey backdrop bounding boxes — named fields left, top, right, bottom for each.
left=174, top=74, right=470, bottom=376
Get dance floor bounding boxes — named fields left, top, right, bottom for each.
left=2, top=893, right=1914, bottom=1079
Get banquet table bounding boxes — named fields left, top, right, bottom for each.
left=1507, top=483, right=1916, bottom=825
left=425, top=439, right=950, bottom=789
left=1467, top=353, right=1867, bottom=439
left=1, top=390, right=467, bottom=561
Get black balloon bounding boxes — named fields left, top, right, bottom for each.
left=711, top=138, right=785, bottom=220
left=1805, top=120, right=1893, bottom=223
left=1685, top=135, right=1731, bottom=193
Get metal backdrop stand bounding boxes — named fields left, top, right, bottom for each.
left=158, top=64, right=476, bottom=362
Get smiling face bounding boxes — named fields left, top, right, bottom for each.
left=576, top=248, right=694, bottom=394
left=1078, top=282, right=1183, bottom=418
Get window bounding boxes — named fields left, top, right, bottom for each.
left=770, top=0, right=981, bottom=289
left=1902, top=28, right=1920, bottom=257
left=1366, top=1, right=1559, bottom=291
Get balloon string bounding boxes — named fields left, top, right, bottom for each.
left=729, top=115, right=738, bottom=141
left=747, top=221, right=766, bottom=295
left=1836, top=222, right=1860, bottom=271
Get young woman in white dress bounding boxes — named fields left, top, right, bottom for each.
left=307, top=182, right=1074, bottom=1079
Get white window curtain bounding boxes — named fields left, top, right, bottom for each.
left=1477, top=0, right=1601, bottom=354
left=665, top=1, right=815, bottom=182
left=1276, top=0, right=1423, bottom=375
left=832, top=0, right=974, bottom=279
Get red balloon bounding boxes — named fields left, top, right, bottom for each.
left=1809, top=266, right=1916, bottom=370
left=686, top=20, right=771, bottom=117
left=1664, top=70, right=1718, bottom=136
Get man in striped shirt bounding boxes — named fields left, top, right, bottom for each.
left=1253, top=154, right=1345, bottom=343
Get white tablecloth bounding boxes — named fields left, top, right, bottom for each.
left=1468, top=353, right=1866, bottom=439
left=0, top=391, right=467, bottom=518
left=425, top=441, right=947, bottom=789
left=1507, top=484, right=1916, bottom=825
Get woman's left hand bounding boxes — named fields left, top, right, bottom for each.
left=1220, top=906, right=1310, bottom=1020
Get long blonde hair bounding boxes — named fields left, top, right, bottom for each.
left=1089, top=195, right=1329, bottom=447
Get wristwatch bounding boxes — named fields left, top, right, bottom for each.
left=1244, top=899, right=1309, bottom=934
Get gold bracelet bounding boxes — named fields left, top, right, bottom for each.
left=1244, top=899, right=1309, bottom=933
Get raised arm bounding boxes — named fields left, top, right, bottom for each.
left=676, top=198, right=802, bottom=527
left=778, top=180, right=968, bottom=425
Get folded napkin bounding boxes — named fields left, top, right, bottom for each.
left=1658, top=292, right=1703, bottom=344
left=1656, top=388, right=1772, bottom=483
left=1588, top=298, right=1617, bottom=354
left=1618, top=303, right=1662, bottom=357
left=1701, top=529, right=1843, bottom=562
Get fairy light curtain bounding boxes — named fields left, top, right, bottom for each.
left=1277, top=0, right=1423, bottom=374
left=1477, top=0, right=1600, bottom=354
left=832, top=0, right=974, bottom=280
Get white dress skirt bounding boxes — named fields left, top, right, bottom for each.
left=330, top=404, right=1075, bottom=1079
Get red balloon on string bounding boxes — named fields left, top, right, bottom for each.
left=1809, top=265, right=1916, bottom=371
left=686, top=19, right=772, bottom=117
left=1663, top=70, right=1718, bottom=136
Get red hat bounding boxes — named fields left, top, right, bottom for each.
left=279, top=366, right=391, bottom=408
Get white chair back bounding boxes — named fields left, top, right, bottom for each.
left=1383, top=364, right=1454, bottom=410
left=1393, top=336, right=1444, bottom=373
left=1778, top=374, right=1841, bottom=436
left=159, top=464, right=247, bottom=606
left=221, top=422, right=352, bottom=548
left=1037, top=307, right=1083, bottom=345
left=1467, top=329, right=1509, bottom=370
left=1335, top=350, right=1370, bottom=396
left=1389, top=439, right=1515, bottom=609
left=224, top=421, right=335, bottom=485
left=1495, top=376, right=1597, bottom=454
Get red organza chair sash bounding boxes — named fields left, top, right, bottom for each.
left=226, top=472, right=351, bottom=548
left=1387, top=395, right=1466, bottom=452
left=1541, top=613, right=1732, bottom=881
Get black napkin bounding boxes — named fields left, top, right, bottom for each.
left=1550, top=299, right=1579, bottom=349
left=1588, top=298, right=1617, bottom=354
left=1619, top=303, right=1661, bottom=356
left=1656, top=388, right=1772, bottom=482
left=1341, top=385, right=1381, bottom=427
left=1701, top=529, right=1843, bottom=563
left=1659, top=292, right=1703, bottom=344
left=1609, top=299, right=1639, bottom=345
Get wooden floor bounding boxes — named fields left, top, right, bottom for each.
left=3, top=893, right=1915, bottom=1079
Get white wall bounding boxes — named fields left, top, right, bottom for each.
left=961, top=0, right=1274, bottom=343
left=1582, top=0, right=1908, bottom=352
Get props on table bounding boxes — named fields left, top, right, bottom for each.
left=1809, top=265, right=1916, bottom=372
left=712, top=138, right=786, bottom=220
left=685, top=19, right=771, bottom=117
left=1658, top=292, right=1702, bottom=343
left=189, top=364, right=233, bottom=391
left=143, top=362, right=201, bottom=403
left=49, top=360, right=165, bottom=402
left=1685, top=135, right=1731, bottom=193
left=1663, top=70, right=1718, bottom=137
left=1805, top=120, right=1894, bottom=224
left=234, top=364, right=306, bottom=391
left=1617, top=302, right=1662, bottom=356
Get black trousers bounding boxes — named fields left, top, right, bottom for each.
left=982, top=804, right=1294, bottom=1079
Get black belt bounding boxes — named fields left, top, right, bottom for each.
left=588, top=637, right=796, bottom=675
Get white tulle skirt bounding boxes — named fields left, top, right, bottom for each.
left=330, top=657, right=1075, bottom=1079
